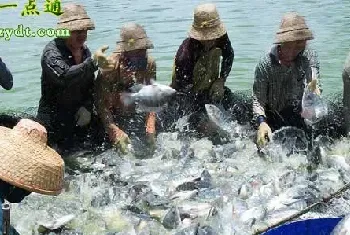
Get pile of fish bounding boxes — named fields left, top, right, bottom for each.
left=8, top=100, right=350, bottom=234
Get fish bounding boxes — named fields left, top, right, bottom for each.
left=204, top=104, right=231, bottom=143
left=177, top=201, right=215, bottom=220
left=170, top=190, right=198, bottom=201
left=150, top=206, right=181, bottom=229
left=204, top=104, right=231, bottom=131
left=270, top=126, right=309, bottom=155
left=325, top=154, right=350, bottom=171
left=37, top=214, right=75, bottom=233
left=174, top=222, right=199, bottom=235
left=300, top=79, right=328, bottom=126
left=120, top=80, right=176, bottom=113
left=239, top=206, right=267, bottom=225
left=331, top=214, right=350, bottom=235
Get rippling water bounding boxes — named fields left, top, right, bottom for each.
left=0, top=0, right=349, bottom=110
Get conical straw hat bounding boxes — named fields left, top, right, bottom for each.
left=274, top=12, right=313, bottom=44
left=0, top=119, right=64, bottom=196
left=189, top=3, right=226, bottom=41
left=57, top=3, right=95, bottom=31
left=115, top=22, right=154, bottom=52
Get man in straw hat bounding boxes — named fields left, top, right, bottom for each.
left=0, top=119, right=64, bottom=234
left=169, top=3, right=234, bottom=143
left=37, top=3, right=113, bottom=152
left=253, top=12, right=321, bottom=148
left=94, top=22, right=157, bottom=155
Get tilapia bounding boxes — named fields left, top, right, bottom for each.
left=37, top=214, right=75, bottom=233
left=120, top=80, right=176, bottom=112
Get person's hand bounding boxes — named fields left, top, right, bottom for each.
left=307, top=79, right=321, bottom=95
left=257, top=122, right=272, bottom=147
left=108, top=124, right=131, bottom=154
left=93, top=45, right=115, bottom=71
left=75, top=106, right=91, bottom=127
left=209, top=78, right=225, bottom=102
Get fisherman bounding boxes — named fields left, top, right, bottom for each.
left=94, top=22, right=157, bottom=155
left=170, top=3, right=235, bottom=143
left=0, top=57, right=13, bottom=91
left=253, top=12, right=321, bottom=148
left=36, top=3, right=111, bottom=153
left=0, top=119, right=64, bottom=234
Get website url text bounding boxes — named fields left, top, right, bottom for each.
left=0, top=24, right=70, bottom=41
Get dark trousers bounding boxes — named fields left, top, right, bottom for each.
left=36, top=109, right=105, bottom=154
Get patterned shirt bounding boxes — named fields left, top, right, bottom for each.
left=253, top=46, right=320, bottom=121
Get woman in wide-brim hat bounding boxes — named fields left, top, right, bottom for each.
left=94, top=22, right=158, bottom=155
left=253, top=12, right=322, bottom=149
left=37, top=3, right=113, bottom=153
left=0, top=119, right=64, bottom=234
left=169, top=3, right=235, bottom=144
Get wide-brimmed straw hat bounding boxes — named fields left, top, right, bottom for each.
left=274, top=12, right=313, bottom=44
left=188, top=3, right=226, bottom=41
left=0, top=119, right=64, bottom=196
left=115, top=22, right=154, bottom=52
left=57, top=3, right=95, bottom=31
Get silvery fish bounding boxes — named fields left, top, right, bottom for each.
left=331, top=214, right=350, bottom=235
left=204, top=104, right=232, bottom=142
left=300, top=79, right=328, bottom=125
left=120, top=80, right=176, bottom=113
left=204, top=104, right=230, bottom=131
left=37, top=214, right=75, bottom=233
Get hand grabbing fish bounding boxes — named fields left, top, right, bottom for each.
left=120, top=79, right=176, bottom=113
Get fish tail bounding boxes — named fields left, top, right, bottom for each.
left=120, top=93, right=135, bottom=106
